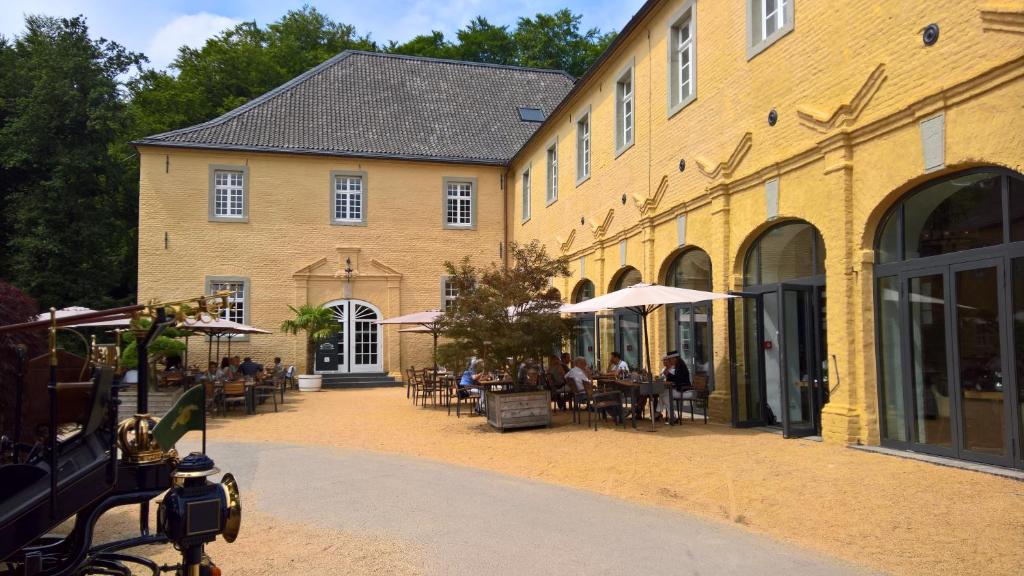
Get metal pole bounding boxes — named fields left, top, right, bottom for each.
left=48, top=309, right=58, bottom=517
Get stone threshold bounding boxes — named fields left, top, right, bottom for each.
left=850, top=445, right=1024, bottom=481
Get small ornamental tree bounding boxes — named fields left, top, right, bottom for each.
left=280, top=304, right=340, bottom=374
left=439, top=241, right=571, bottom=376
left=0, top=281, right=44, bottom=435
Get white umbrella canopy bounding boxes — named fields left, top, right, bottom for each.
left=559, top=283, right=735, bottom=314
left=68, top=315, right=133, bottom=328
left=398, top=326, right=434, bottom=333
left=378, top=309, right=443, bottom=326
left=181, top=317, right=271, bottom=334
left=33, top=306, right=95, bottom=321
left=559, top=283, right=735, bottom=378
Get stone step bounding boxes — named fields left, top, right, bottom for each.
left=320, top=373, right=400, bottom=389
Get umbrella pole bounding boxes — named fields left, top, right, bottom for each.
left=207, top=336, right=212, bottom=366
left=642, top=310, right=655, bottom=432
left=184, top=335, right=189, bottom=370
left=216, top=335, right=221, bottom=360
left=227, top=335, right=232, bottom=356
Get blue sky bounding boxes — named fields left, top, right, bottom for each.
left=0, top=1, right=645, bottom=71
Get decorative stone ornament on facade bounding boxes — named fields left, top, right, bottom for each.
left=590, top=209, right=615, bottom=239
left=919, top=112, right=945, bottom=172
left=695, top=132, right=753, bottom=181
left=980, top=5, right=1024, bottom=35
left=765, top=178, right=780, bottom=220
left=796, top=64, right=887, bottom=133
left=557, top=229, right=576, bottom=254
left=632, top=175, right=668, bottom=216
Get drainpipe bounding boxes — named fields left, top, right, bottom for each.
left=502, top=166, right=509, bottom=268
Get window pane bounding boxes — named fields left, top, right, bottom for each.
left=1014, top=258, right=1024, bottom=455
left=757, top=223, right=821, bottom=284
left=616, top=268, right=642, bottom=289
left=904, top=172, right=1003, bottom=259
left=909, top=274, right=952, bottom=448
left=877, top=208, right=900, bottom=264
left=878, top=275, right=906, bottom=441
left=667, top=249, right=712, bottom=291
left=955, top=266, right=1005, bottom=456
left=574, top=280, right=594, bottom=302
left=1009, top=175, right=1024, bottom=242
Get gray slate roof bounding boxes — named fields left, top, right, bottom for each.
left=135, top=51, right=575, bottom=165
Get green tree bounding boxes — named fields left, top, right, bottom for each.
left=386, top=31, right=455, bottom=59
left=279, top=304, right=340, bottom=373
left=0, top=15, right=144, bottom=309
left=514, top=9, right=616, bottom=77
left=453, top=17, right=515, bottom=65
left=439, top=241, right=571, bottom=375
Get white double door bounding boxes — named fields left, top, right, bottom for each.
left=315, top=299, right=383, bottom=374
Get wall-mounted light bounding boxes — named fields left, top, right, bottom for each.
left=621, top=194, right=627, bottom=205
left=580, top=216, right=585, bottom=226
left=922, top=23, right=939, bottom=46
left=678, top=159, right=686, bottom=172
left=768, top=108, right=778, bottom=126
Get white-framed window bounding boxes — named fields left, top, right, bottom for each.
left=576, top=110, right=591, bottom=185
left=444, top=178, right=475, bottom=228
left=206, top=276, right=249, bottom=339
left=615, top=65, right=634, bottom=154
left=209, top=166, right=247, bottom=221
left=546, top=142, right=558, bottom=205
left=747, top=0, right=794, bottom=59
left=442, top=277, right=459, bottom=312
left=332, top=174, right=364, bottom=223
left=668, top=3, right=696, bottom=116
left=521, top=166, right=531, bottom=222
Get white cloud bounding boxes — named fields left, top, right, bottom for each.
left=147, top=12, right=241, bottom=71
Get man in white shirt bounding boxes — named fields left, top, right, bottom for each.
left=565, top=357, right=591, bottom=395
left=606, top=351, right=629, bottom=377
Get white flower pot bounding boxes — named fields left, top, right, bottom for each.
left=297, top=374, right=323, bottom=392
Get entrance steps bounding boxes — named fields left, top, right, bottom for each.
left=116, top=385, right=182, bottom=422
left=321, top=373, right=401, bottom=389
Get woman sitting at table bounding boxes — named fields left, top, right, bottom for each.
left=546, top=355, right=569, bottom=409
left=658, top=350, right=693, bottom=423
left=217, top=357, right=236, bottom=381
left=459, top=360, right=486, bottom=415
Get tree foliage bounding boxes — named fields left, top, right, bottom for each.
left=280, top=304, right=340, bottom=373
left=0, top=15, right=144, bottom=310
left=0, top=7, right=616, bottom=312
left=439, top=241, right=571, bottom=373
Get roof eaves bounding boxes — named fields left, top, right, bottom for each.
left=130, top=139, right=511, bottom=166
left=509, top=0, right=661, bottom=166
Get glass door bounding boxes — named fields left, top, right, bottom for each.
left=1013, top=257, right=1024, bottom=470
left=950, top=259, right=1010, bottom=466
left=903, top=267, right=956, bottom=457
left=729, top=294, right=766, bottom=427
left=778, top=284, right=820, bottom=437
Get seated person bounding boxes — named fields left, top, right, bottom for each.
left=459, top=360, right=486, bottom=414
left=565, top=357, right=592, bottom=403
left=546, top=355, right=569, bottom=409
left=197, top=361, right=219, bottom=383
left=217, top=357, right=236, bottom=381
left=270, top=357, right=284, bottom=376
left=559, top=352, right=572, bottom=374
left=605, top=351, right=629, bottom=378
left=658, top=351, right=694, bottom=423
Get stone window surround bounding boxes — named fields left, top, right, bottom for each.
left=208, top=164, right=249, bottom=223
left=614, top=57, right=636, bottom=158
left=522, top=162, right=532, bottom=224
left=205, top=275, right=251, bottom=341
left=329, top=169, right=369, bottom=226
left=746, top=0, right=795, bottom=60
left=667, top=0, right=698, bottom=119
left=576, top=104, right=592, bottom=187
left=442, top=176, right=478, bottom=230
left=546, top=137, right=559, bottom=206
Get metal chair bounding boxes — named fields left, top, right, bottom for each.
left=670, top=375, right=709, bottom=424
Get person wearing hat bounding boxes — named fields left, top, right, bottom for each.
left=658, top=351, right=693, bottom=423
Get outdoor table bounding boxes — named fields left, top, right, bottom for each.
left=596, top=378, right=639, bottom=430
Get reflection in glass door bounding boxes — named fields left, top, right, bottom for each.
left=952, top=262, right=1007, bottom=460
left=779, top=285, right=819, bottom=437
left=729, top=295, right=765, bottom=427
left=675, top=303, right=713, bottom=390
left=1014, top=258, right=1024, bottom=469
left=907, top=271, right=953, bottom=450
left=616, top=312, right=642, bottom=371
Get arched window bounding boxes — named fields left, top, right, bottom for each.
left=615, top=266, right=643, bottom=290
left=665, top=249, right=714, bottom=389
left=874, top=168, right=1024, bottom=470
left=572, top=279, right=595, bottom=303
left=743, top=222, right=825, bottom=286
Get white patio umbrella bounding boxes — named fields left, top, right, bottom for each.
left=181, top=317, right=272, bottom=363
left=559, top=283, right=735, bottom=378
left=379, top=309, right=445, bottom=378
left=33, top=306, right=95, bottom=321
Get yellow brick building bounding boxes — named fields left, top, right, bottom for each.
left=138, top=2, right=1024, bottom=469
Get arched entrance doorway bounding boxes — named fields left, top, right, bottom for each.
left=570, top=280, right=596, bottom=367
left=874, top=168, right=1024, bottom=469
left=665, top=248, right=714, bottom=391
left=729, top=221, right=828, bottom=437
left=599, top=267, right=643, bottom=371
left=315, top=299, right=383, bottom=374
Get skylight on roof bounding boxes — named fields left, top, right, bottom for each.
left=518, top=107, right=546, bottom=122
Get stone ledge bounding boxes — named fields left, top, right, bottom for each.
left=850, top=445, right=1024, bottom=481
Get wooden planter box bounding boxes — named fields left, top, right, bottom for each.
left=486, top=390, right=551, bottom=432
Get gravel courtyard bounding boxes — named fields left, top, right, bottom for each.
left=102, top=387, right=1024, bottom=574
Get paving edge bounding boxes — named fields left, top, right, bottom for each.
left=850, top=444, right=1024, bottom=481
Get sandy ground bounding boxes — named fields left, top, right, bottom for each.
left=182, top=387, right=1024, bottom=576
left=91, top=506, right=425, bottom=575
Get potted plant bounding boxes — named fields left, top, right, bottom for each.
left=280, top=304, right=339, bottom=392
